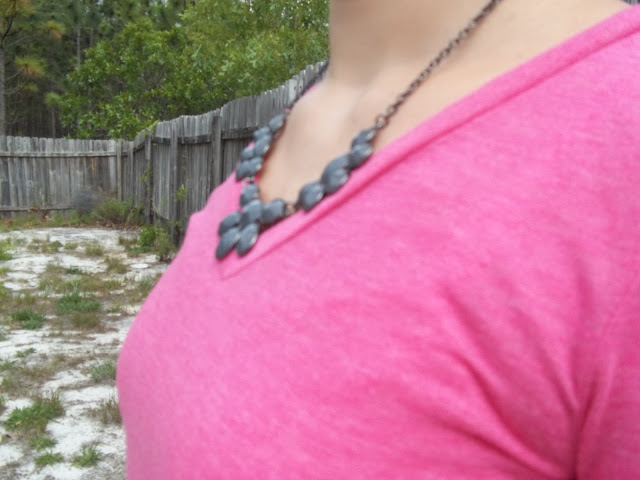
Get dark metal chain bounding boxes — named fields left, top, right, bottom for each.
left=289, top=0, right=504, bottom=130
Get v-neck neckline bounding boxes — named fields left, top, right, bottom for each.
left=216, top=5, right=640, bottom=279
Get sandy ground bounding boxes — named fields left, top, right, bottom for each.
left=0, top=228, right=169, bottom=480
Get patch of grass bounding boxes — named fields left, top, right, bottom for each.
left=118, top=236, right=137, bottom=250
left=93, top=396, right=121, bottom=425
left=45, top=262, right=66, bottom=275
left=0, top=282, right=9, bottom=299
left=0, top=332, right=7, bottom=342
left=29, top=433, right=57, bottom=451
left=64, top=266, right=83, bottom=274
left=0, top=359, right=13, bottom=372
left=131, top=274, right=161, bottom=302
left=0, top=239, right=12, bottom=261
left=57, top=291, right=101, bottom=314
left=84, top=242, right=104, bottom=257
left=1, top=376, right=16, bottom=394
left=70, top=312, right=102, bottom=330
left=0, top=265, right=10, bottom=275
left=0, top=394, right=5, bottom=414
left=89, top=361, right=116, bottom=383
left=41, top=240, right=63, bottom=254
left=15, top=347, right=36, bottom=358
left=105, top=256, right=128, bottom=274
left=4, top=392, right=64, bottom=435
left=72, top=445, right=101, bottom=467
left=64, top=242, right=79, bottom=251
left=10, top=310, right=45, bottom=330
left=34, top=451, right=63, bottom=468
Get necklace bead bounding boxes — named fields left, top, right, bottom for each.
left=236, top=223, right=260, bottom=256
left=347, top=143, right=374, bottom=169
left=298, top=182, right=325, bottom=211
left=216, top=226, right=241, bottom=259
left=240, top=199, right=264, bottom=228
left=261, top=199, right=288, bottom=225
left=321, top=155, right=351, bottom=194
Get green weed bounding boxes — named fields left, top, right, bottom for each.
left=57, top=292, right=100, bottom=314
left=94, top=396, right=121, bottom=425
left=0, top=239, right=12, bottom=261
left=70, top=312, right=102, bottom=330
left=11, top=310, right=45, bottom=330
left=34, top=451, right=63, bottom=468
left=16, top=348, right=36, bottom=358
left=105, top=256, right=128, bottom=274
left=84, top=242, right=104, bottom=257
left=29, top=433, right=57, bottom=451
left=72, top=445, right=101, bottom=467
left=4, top=392, right=64, bottom=434
left=89, top=361, right=116, bottom=383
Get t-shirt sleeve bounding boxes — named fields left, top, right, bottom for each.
left=576, top=273, right=640, bottom=479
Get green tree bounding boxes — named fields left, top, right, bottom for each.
left=58, top=18, right=213, bottom=139
left=183, top=0, right=328, bottom=101
left=60, top=0, right=328, bottom=139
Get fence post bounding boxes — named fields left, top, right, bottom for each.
left=143, top=133, right=152, bottom=222
left=169, top=122, right=180, bottom=243
left=209, top=114, right=222, bottom=192
left=116, top=140, right=123, bottom=201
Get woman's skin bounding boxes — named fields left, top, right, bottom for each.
left=258, top=0, right=630, bottom=204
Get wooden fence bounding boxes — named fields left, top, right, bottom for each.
left=0, top=63, right=324, bottom=233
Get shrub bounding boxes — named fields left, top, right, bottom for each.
left=93, top=198, right=142, bottom=225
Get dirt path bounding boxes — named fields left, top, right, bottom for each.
left=0, top=227, right=169, bottom=480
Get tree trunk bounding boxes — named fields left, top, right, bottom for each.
left=76, top=25, right=81, bottom=68
left=0, top=46, right=5, bottom=136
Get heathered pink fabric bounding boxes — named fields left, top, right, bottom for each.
left=117, top=7, right=640, bottom=480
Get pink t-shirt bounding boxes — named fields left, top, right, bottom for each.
left=118, top=7, right=640, bottom=479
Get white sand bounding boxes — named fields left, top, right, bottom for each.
left=0, top=227, right=169, bottom=480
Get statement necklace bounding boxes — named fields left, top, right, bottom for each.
left=216, top=0, right=504, bottom=260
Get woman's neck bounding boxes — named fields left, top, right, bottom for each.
left=327, top=0, right=506, bottom=84
left=326, top=0, right=630, bottom=87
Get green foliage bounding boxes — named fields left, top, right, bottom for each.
left=4, top=392, right=64, bottom=434
left=72, top=445, right=101, bottom=467
left=94, top=396, right=121, bottom=425
left=11, top=310, right=45, bottom=330
left=0, top=282, right=10, bottom=299
left=89, top=361, right=116, bottom=383
left=16, top=347, right=36, bottom=358
left=135, top=225, right=175, bottom=261
left=34, top=451, right=63, bottom=468
left=60, top=18, right=204, bottom=139
left=70, top=312, right=101, bottom=330
left=93, top=198, right=142, bottom=225
left=59, top=0, right=328, bottom=139
left=184, top=0, right=328, bottom=100
left=0, top=239, right=13, bottom=261
left=29, top=433, right=57, bottom=451
left=84, top=242, right=104, bottom=257
left=57, top=291, right=100, bottom=314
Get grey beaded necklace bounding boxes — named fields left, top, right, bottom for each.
left=216, top=0, right=504, bottom=260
